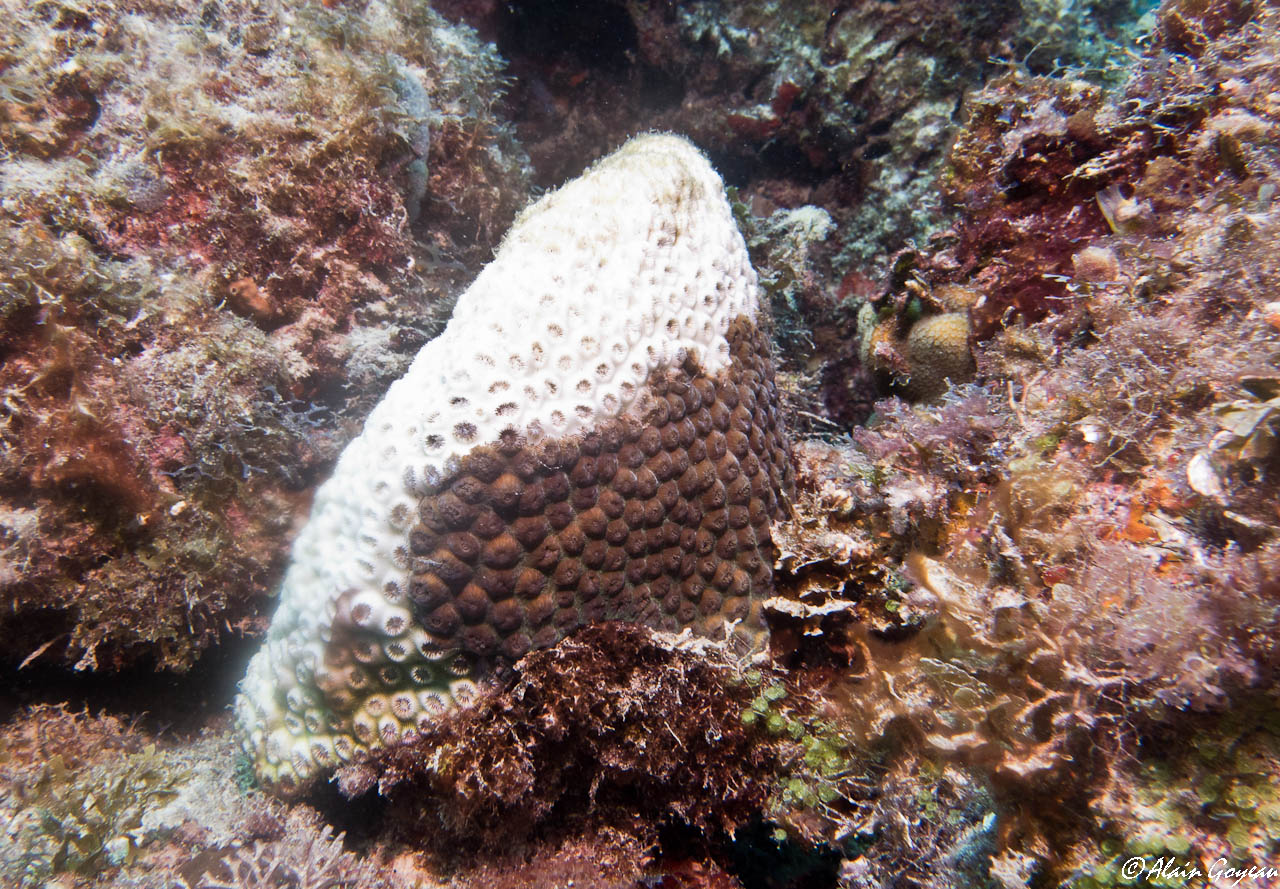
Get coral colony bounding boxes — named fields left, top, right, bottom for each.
left=235, top=134, right=794, bottom=788
left=2, top=1, right=1279, bottom=888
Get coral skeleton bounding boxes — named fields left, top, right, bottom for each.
left=235, top=134, right=793, bottom=788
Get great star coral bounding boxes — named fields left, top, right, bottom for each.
left=235, top=134, right=794, bottom=789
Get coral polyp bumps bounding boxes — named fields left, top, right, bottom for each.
left=235, top=135, right=794, bottom=788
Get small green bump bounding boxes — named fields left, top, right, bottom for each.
left=1258, top=802, right=1280, bottom=836
left=1140, top=761, right=1171, bottom=784
left=1198, top=774, right=1224, bottom=803
left=1228, top=783, right=1254, bottom=807
left=766, top=712, right=786, bottom=735
left=904, top=297, right=923, bottom=322
left=741, top=709, right=758, bottom=727
left=1157, top=805, right=1185, bottom=832
left=1193, top=733, right=1221, bottom=762
left=787, top=720, right=805, bottom=741
left=745, top=669, right=763, bottom=687
left=232, top=754, right=259, bottom=794
left=1227, top=821, right=1253, bottom=851
left=1031, top=433, right=1060, bottom=454
left=751, top=696, right=769, bottom=713
left=1131, top=833, right=1163, bottom=856
left=763, top=683, right=787, bottom=703
left=772, top=827, right=787, bottom=843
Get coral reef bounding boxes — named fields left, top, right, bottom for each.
left=1013, top=0, right=1158, bottom=81
left=2, top=0, right=1279, bottom=887
left=455, top=0, right=1154, bottom=271
left=740, top=2, right=1280, bottom=882
left=428, top=0, right=1158, bottom=428
left=857, top=306, right=975, bottom=402
left=235, top=134, right=794, bottom=790
left=4, top=742, right=182, bottom=881
left=1079, top=702, right=1280, bottom=887
left=0, top=702, right=397, bottom=889
left=0, top=705, right=161, bottom=885
left=0, top=0, right=530, bottom=671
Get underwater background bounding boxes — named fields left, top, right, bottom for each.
left=1, top=0, right=1279, bottom=887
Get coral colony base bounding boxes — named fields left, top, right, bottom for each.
left=234, top=134, right=794, bottom=789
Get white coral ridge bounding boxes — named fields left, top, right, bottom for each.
left=234, top=133, right=762, bottom=786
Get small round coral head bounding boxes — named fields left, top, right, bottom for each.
left=1072, top=246, right=1121, bottom=283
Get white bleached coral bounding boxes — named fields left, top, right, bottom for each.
left=235, top=134, right=766, bottom=788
